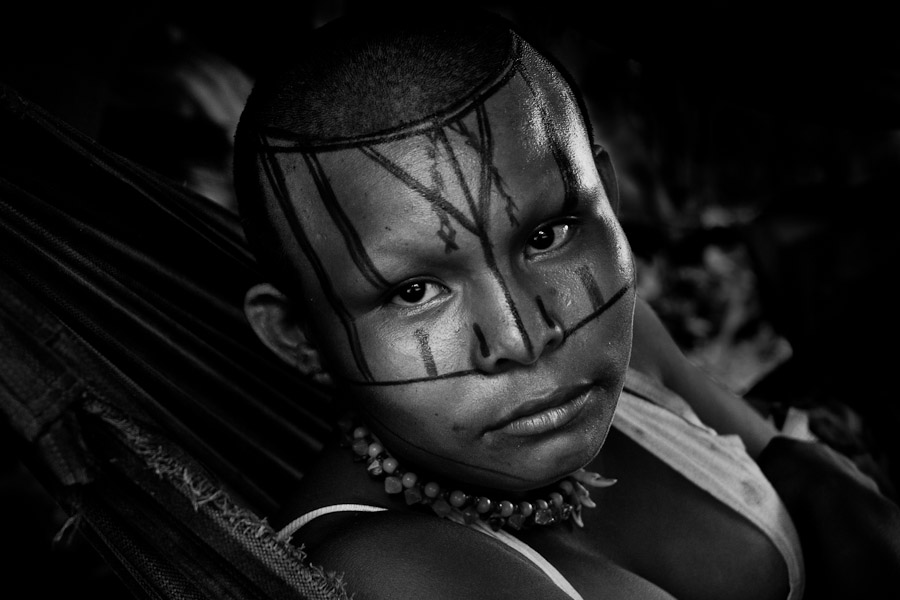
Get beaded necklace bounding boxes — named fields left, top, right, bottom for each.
left=341, top=421, right=616, bottom=532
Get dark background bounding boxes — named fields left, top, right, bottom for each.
left=2, top=1, right=899, bottom=595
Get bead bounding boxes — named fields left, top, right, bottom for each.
left=507, top=514, right=526, bottom=530
left=343, top=419, right=600, bottom=533
left=431, top=498, right=453, bottom=517
left=384, top=476, right=403, bottom=494
left=534, top=508, right=554, bottom=525
left=366, top=459, right=383, bottom=477
left=404, top=486, right=424, bottom=505
left=449, top=490, right=467, bottom=508
left=352, top=439, right=369, bottom=456
left=367, top=442, right=383, bottom=457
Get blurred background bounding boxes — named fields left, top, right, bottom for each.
left=2, top=0, right=899, bottom=595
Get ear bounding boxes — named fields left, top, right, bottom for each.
left=244, top=283, right=332, bottom=386
left=593, top=144, right=620, bottom=215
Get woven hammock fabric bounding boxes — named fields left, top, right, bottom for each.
left=0, top=84, right=344, bottom=598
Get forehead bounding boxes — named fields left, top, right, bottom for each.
left=261, top=58, right=598, bottom=279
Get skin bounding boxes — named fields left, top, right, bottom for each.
left=247, top=68, right=635, bottom=493
left=245, top=50, right=790, bottom=600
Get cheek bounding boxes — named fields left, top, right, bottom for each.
left=358, top=306, right=472, bottom=382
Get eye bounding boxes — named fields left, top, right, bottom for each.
left=525, top=222, right=573, bottom=258
left=390, top=281, right=445, bottom=307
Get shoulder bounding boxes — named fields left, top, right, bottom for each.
left=298, top=509, right=578, bottom=600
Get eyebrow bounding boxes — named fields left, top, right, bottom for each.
left=337, top=282, right=631, bottom=387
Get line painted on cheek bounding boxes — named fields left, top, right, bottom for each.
left=536, top=295, right=556, bottom=328
left=565, top=283, right=630, bottom=339
left=473, top=322, right=491, bottom=358
left=336, top=283, right=632, bottom=387
left=414, top=328, right=439, bottom=377
left=577, top=264, right=605, bottom=310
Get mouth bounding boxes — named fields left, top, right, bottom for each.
left=489, top=382, right=599, bottom=437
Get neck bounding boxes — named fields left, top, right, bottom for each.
left=337, top=414, right=616, bottom=532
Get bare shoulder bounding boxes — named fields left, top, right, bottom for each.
left=301, top=510, right=577, bottom=600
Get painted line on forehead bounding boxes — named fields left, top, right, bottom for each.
left=359, top=406, right=539, bottom=482
left=435, top=109, right=493, bottom=228
left=256, top=37, right=522, bottom=153
left=414, top=329, right=439, bottom=378
left=438, top=113, right=536, bottom=361
left=515, top=64, right=577, bottom=212
left=435, top=126, right=481, bottom=228
left=257, top=135, right=374, bottom=382
left=576, top=265, right=606, bottom=310
left=337, top=283, right=631, bottom=388
left=360, top=130, right=533, bottom=360
left=476, top=105, right=519, bottom=228
left=302, top=152, right=390, bottom=289
left=474, top=105, right=494, bottom=224
left=358, top=145, right=479, bottom=236
left=446, top=105, right=518, bottom=229
left=472, top=323, right=490, bottom=358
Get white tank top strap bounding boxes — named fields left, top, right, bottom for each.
left=276, top=504, right=387, bottom=542
left=276, top=503, right=583, bottom=600
left=617, top=368, right=805, bottom=600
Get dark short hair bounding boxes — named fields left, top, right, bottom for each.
left=233, top=9, right=591, bottom=300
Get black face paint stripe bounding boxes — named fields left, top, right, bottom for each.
left=336, top=283, right=632, bottom=387
left=576, top=264, right=605, bottom=310
left=564, top=283, right=630, bottom=339
left=414, top=328, right=439, bottom=377
left=472, top=322, right=490, bottom=358
left=257, top=135, right=374, bottom=381
left=536, top=295, right=555, bottom=328
left=255, top=40, right=521, bottom=152
left=301, top=153, right=390, bottom=289
left=474, top=105, right=494, bottom=223
left=359, top=145, right=479, bottom=235
left=515, top=66, right=578, bottom=212
left=361, top=126, right=534, bottom=359
left=435, top=127, right=481, bottom=226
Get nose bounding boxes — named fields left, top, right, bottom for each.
left=470, top=276, right=564, bottom=373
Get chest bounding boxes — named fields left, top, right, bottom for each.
left=515, top=429, right=790, bottom=600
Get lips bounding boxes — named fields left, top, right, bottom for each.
left=489, top=381, right=598, bottom=436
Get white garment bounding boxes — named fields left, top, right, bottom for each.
left=278, top=368, right=805, bottom=600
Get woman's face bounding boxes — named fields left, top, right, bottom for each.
left=267, top=72, right=635, bottom=491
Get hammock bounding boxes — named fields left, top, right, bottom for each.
left=0, top=83, right=350, bottom=600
